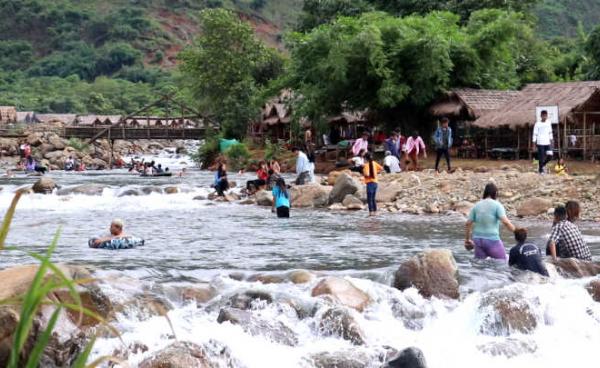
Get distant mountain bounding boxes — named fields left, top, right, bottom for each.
left=536, top=0, right=600, bottom=38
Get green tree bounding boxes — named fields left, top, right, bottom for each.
left=297, top=0, right=372, bottom=31
left=585, top=25, right=600, bottom=78
left=179, top=9, right=283, bottom=138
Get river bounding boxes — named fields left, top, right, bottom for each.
left=0, top=149, right=599, bottom=368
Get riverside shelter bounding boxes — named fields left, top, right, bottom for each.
left=473, top=81, right=600, bottom=160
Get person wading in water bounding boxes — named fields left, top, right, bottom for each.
left=362, top=152, right=383, bottom=217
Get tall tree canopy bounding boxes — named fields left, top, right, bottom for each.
left=179, top=9, right=284, bottom=138
left=283, top=10, right=553, bottom=124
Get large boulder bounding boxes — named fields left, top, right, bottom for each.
left=393, top=249, right=459, bottom=299
left=342, top=194, right=364, bottom=210
left=0, top=265, right=109, bottom=366
left=478, top=287, right=539, bottom=336
left=57, top=184, right=106, bottom=196
left=32, top=177, right=56, bottom=194
left=26, top=132, right=44, bottom=146
left=291, top=184, right=332, bottom=208
left=217, top=308, right=298, bottom=346
left=138, top=341, right=210, bottom=368
left=548, top=258, right=600, bottom=278
left=517, top=197, right=553, bottom=217
left=377, top=182, right=403, bottom=203
left=311, top=277, right=370, bottom=312
left=329, top=173, right=361, bottom=204
left=385, top=347, right=428, bottom=368
left=44, top=150, right=66, bottom=162
left=47, top=134, right=66, bottom=150
left=255, top=190, right=273, bottom=206
left=38, top=143, right=56, bottom=156
left=226, top=290, right=273, bottom=310
left=318, top=307, right=366, bottom=345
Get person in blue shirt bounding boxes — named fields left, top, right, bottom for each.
left=433, top=117, right=453, bottom=173
left=509, top=228, right=549, bottom=276
left=272, top=177, right=291, bottom=218
left=465, top=183, right=516, bottom=261
left=214, top=163, right=229, bottom=196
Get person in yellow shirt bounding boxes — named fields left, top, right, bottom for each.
left=554, top=158, right=567, bottom=176
left=362, top=152, right=383, bottom=216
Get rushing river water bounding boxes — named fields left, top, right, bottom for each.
left=1, top=149, right=600, bottom=368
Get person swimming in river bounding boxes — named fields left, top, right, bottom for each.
left=91, top=219, right=127, bottom=248
left=508, top=228, right=549, bottom=277
left=25, top=156, right=47, bottom=174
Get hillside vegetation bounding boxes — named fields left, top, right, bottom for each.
left=0, top=0, right=598, bottom=120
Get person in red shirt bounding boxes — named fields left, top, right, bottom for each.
left=246, top=161, right=269, bottom=194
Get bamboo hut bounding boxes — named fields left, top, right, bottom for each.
left=77, top=115, right=122, bottom=126
left=474, top=81, right=600, bottom=160
left=0, top=106, right=17, bottom=124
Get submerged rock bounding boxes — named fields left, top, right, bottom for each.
left=141, top=186, right=164, bottom=195
left=57, top=184, right=106, bottom=196
left=287, top=269, right=316, bottom=284
left=308, top=350, right=371, bottom=368
left=311, top=277, right=370, bottom=312
left=385, top=347, right=428, bottom=368
left=393, top=249, right=459, bottom=300
left=217, top=308, right=298, bottom=346
left=329, top=173, right=361, bottom=204
left=138, top=341, right=210, bottom=368
left=32, top=177, right=56, bottom=194
left=118, top=189, right=140, bottom=197
left=165, top=186, right=179, bottom=194
left=548, top=258, right=600, bottom=278
left=227, top=290, right=273, bottom=310
left=318, top=307, right=366, bottom=345
left=477, top=338, right=538, bottom=358
left=478, top=287, right=539, bottom=336
left=181, top=284, right=218, bottom=305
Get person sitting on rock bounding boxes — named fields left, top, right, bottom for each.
left=383, top=150, right=401, bottom=174
left=214, top=163, right=229, bottom=196
left=246, top=161, right=269, bottom=194
left=91, top=219, right=127, bottom=248
left=349, top=149, right=366, bottom=173
left=509, top=228, right=549, bottom=276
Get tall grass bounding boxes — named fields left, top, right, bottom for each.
left=0, top=190, right=117, bottom=367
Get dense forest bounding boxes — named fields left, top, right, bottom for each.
left=0, top=0, right=599, bottom=137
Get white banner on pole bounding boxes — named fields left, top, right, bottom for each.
left=536, top=105, right=559, bottom=124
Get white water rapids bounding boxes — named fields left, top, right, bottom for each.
left=0, top=147, right=599, bottom=367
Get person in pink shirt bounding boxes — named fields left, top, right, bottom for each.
left=404, top=131, right=427, bottom=171
left=352, top=131, right=369, bottom=157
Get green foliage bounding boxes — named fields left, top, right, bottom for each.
left=536, top=0, right=600, bottom=38
left=66, top=138, right=90, bottom=153
left=297, top=0, right=373, bottom=31
left=179, top=9, right=284, bottom=139
left=192, top=130, right=222, bottom=168
left=264, top=138, right=282, bottom=160
left=225, top=143, right=251, bottom=170
left=586, top=25, right=600, bottom=79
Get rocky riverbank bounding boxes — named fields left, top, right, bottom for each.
left=0, top=127, right=189, bottom=171
left=246, top=168, right=600, bottom=221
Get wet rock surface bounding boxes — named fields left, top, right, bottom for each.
left=312, top=277, right=371, bottom=312
left=393, top=249, right=459, bottom=299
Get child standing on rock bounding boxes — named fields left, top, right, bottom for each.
left=362, top=153, right=383, bottom=217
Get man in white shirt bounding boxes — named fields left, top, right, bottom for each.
left=383, top=151, right=401, bottom=173
left=292, top=147, right=310, bottom=185
left=532, top=110, right=553, bottom=174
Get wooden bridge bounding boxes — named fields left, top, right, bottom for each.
left=65, top=126, right=208, bottom=141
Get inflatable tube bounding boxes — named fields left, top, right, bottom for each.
left=88, top=236, right=145, bottom=250
left=140, top=172, right=172, bottom=177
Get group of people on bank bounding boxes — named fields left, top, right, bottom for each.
left=465, top=183, right=590, bottom=276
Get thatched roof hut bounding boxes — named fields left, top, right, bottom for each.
left=429, top=89, right=521, bottom=121
left=77, top=115, right=122, bottom=126
left=34, top=114, right=77, bottom=125
left=473, top=81, right=600, bottom=129
left=328, top=111, right=368, bottom=125
left=0, top=106, right=17, bottom=123
left=16, top=111, right=36, bottom=124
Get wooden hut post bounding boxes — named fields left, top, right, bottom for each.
left=484, top=131, right=488, bottom=158
left=583, top=112, right=588, bottom=159
left=516, top=127, right=520, bottom=160
left=563, top=116, right=568, bottom=158
left=528, top=126, right=532, bottom=160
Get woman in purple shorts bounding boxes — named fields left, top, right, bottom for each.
left=465, top=183, right=516, bottom=261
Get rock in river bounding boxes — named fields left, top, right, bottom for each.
left=385, top=347, right=428, bottom=368
left=57, top=184, right=106, bottom=196
left=255, top=190, right=273, bottom=206
left=477, top=287, right=539, bottom=336
left=318, top=307, right=366, bottom=345
left=329, top=173, right=361, bottom=204
left=217, top=308, right=298, bottom=346
left=393, top=249, right=459, bottom=299
left=32, top=177, right=56, bottom=194
left=312, top=277, right=370, bottom=312
left=138, top=341, right=211, bottom=368
left=291, top=184, right=332, bottom=208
